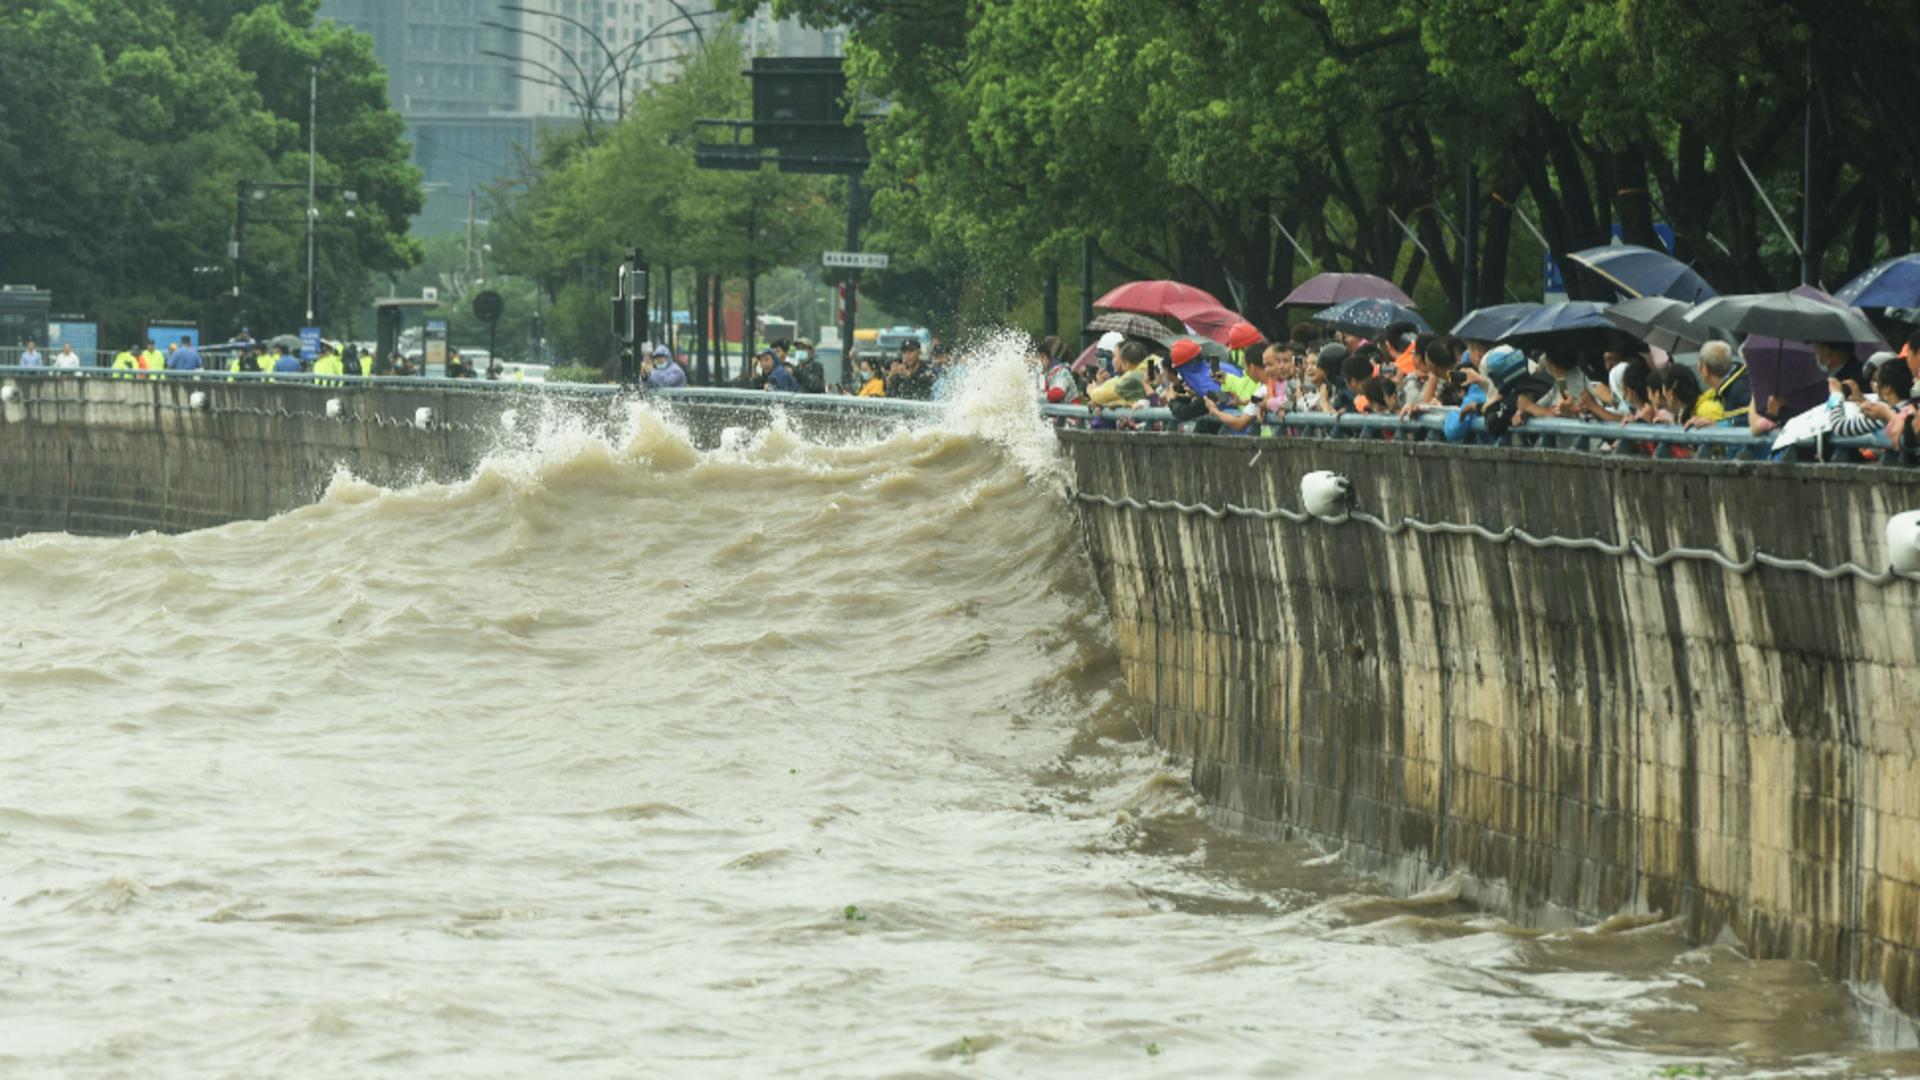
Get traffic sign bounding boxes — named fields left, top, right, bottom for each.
left=823, top=251, right=889, bottom=270
left=472, top=289, right=504, bottom=324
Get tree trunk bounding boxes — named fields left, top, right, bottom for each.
left=1611, top=148, right=1659, bottom=249
left=1478, top=177, right=1520, bottom=308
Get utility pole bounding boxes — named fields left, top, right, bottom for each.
left=465, top=190, right=478, bottom=295
left=1080, top=235, right=1094, bottom=348
left=1462, top=159, right=1480, bottom=311
left=305, top=65, right=319, bottom=324
left=1800, top=57, right=1818, bottom=287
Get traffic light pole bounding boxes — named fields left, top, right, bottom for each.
left=613, top=247, right=648, bottom=385
left=842, top=176, right=863, bottom=365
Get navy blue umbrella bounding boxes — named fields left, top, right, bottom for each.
left=1499, top=301, right=1614, bottom=342
left=1450, top=302, right=1542, bottom=342
left=1567, top=244, right=1718, bottom=303
left=1834, top=254, right=1920, bottom=308
left=1311, top=297, right=1431, bottom=336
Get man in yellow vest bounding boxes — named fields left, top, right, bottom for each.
left=111, top=345, right=139, bottom=379
left=312, top=343, right=344, bottom=386
left=141, top=341, right=164, bottom=375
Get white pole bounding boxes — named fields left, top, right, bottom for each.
left=305, top=65, right=318, bottom=323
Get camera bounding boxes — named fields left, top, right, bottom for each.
left=1447, top=369, right=1467, bottom=388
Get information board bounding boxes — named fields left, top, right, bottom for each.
left=48, top=319, right=99, bottom=365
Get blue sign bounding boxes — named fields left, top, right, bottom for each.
left=299, top=326, right=321, bottom=361
left=49, top=320, right=99, bottom=365
left=148, top=322, right=199, bottom=353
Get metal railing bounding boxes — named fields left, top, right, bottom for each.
left=0, top=365, right=1903, bottom=464
left=1032, top=401, right=1902, bottom=463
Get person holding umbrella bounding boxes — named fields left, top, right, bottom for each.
left=1752, top=341, right=1868, bottom=433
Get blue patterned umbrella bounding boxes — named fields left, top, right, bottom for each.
left=1311, top=297, right=1431, bottom=336
left=1834, top=254, right=1920, bottom=308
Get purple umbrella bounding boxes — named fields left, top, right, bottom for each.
left=1281, top=272, right=1414, bottom=308
left=1727, top=286, right=1884, bottom=418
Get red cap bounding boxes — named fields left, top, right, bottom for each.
left=1226, top=321, right=1264, bottom=351
left=1045, top=386, right=1067, bottom=403
left=1171, top=339, right=1203, bottom=366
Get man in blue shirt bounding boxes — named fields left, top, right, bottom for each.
left=271, top=344, right=303, bottom=373
left=1168, top=337, right=1241, bottom=398
left=18, top=339, right=43, bottom=366
left=167, top=342, right=202, bottom=370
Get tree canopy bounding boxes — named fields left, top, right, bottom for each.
left=489, top=33, right=842, bottom=364
left=721, top=0, right=1920, bottom=333
left=0, top=0, right=420, bottom=345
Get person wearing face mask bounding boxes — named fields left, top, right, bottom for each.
left=788, top=338, right=825, bottom=394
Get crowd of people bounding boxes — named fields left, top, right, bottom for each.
left=8, top=328, right=520, bottom=380
left=1028, top=319, right=1920, bottom=457
left=727, top=336, right=953, bottom=401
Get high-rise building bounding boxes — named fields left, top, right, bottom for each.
left=316, top=1, right=845, bottom=233
left=516, top=2, right=844, bottom=123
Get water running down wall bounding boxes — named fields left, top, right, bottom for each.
left=4, top=372, right=1919, bottom=1022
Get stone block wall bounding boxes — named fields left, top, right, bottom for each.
left=1062, top=431, right=1920, bottom=1016
left=0, top=375, right=560, bottom=538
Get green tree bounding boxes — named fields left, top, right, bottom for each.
left=0, top=0, right=419, bottom=347
left=494, top=33, right=841, bottom=365
left=735, top=0, right=1920, bottom=330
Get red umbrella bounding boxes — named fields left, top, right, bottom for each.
left=1094, top=279, right=1225, bottom=317
left=1165, top=300, right=1242, bottom=346
left=1281, top=272, right=1414, bottom=308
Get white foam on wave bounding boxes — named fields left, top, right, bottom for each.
left=928, top=327, right=1069, bottom=489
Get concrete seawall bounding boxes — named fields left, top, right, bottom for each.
left=1062, top=430, right=1920, bottom=1018
left=5, top=372, right=1919, bottom=1017
left=0, top=374, right=915, bottom=538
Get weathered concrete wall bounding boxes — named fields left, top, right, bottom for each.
left=0, top=375, right=529, bottom=537
left=1062, top=430, right=1920, bottom=1016
left=0, top=375, right=898, bottom=538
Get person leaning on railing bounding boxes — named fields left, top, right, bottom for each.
left=1510, top=348, right=1588, bottom=424
left=1685, top=341, right=1750, bottom=429
left=1825, top=359, right=1918, bottom=449
left=1086, top=341, right=1155, bottom=409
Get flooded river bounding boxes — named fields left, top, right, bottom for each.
left=2, top=359, right=1914, bottom=1076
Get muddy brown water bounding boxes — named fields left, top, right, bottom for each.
left=3, top=363, right=1915, bottom=1077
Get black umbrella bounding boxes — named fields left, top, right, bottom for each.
left=1450, top=302, right=1542, bottom=342
left=1086, top=311, right=1174, bottom=343
left=1602, top=297, right=1722, bottom=353
left=1567, top=244, right=1718, bottom=303
left=1686, top=291, right=1883, bottom=344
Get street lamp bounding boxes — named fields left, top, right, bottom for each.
left=490, top=4, right=715, bottom=141
left=231, top=180, right=360, bottom=325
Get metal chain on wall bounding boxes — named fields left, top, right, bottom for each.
left=1072, top=490, right=1920, bottom=587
